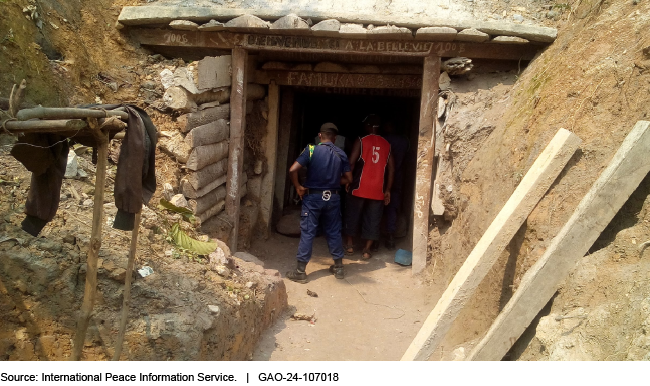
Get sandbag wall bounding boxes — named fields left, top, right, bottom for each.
left=157, top=55, right=266, bottom=226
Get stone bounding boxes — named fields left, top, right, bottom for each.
left=245, top=281, right=257, bottom=289
left=491, top=36, right=530, bottom=44
left=216, top=265, right=230, bottom=277
left=234, top=251, right=265, bottom=267
left=254, top=159, right=263, bottom=175
left=110, top=267, right=127, bottom=283
left=224, top=14, right=270, bottom=32
left=62, top=234, right=76, bottom=245
left=311, top=19, right=340, bottom=36
left=163, top=183, right=174, bottom=201
left=442, top=57, right=473, bottom=75
left=276, top=213, right=301, bottom=237
left=169, top=20, right=199, bottom=31
left=198, top=56, right=231, bottom=90
left=208, top=305, right=220, bottom=315
left=173, top=67, right=200, bottom=95
left=83, top=199, right=93, bottom=207
left=339, top=23, right=367, bottom=37
left=64, top=150, right=78, bottom=179
left=209, top=247, right=228, bottom=265
left=170, top=194, right=190, bottom=209
left=270, top=14, right=310, bottom=31
left=160, top=69, right=174, bottom=90
left=415, top=26, right=457, bottom=41
left=198, top=19, right=225, bottom=31
left=367, top=25, right=412, bottom=38
left=546, top=10, right=559, bottom=20
left=512, top=14, right=524, bottom=23
left=439, top=72, right=451, bottom=91
left=456, top=28, right=489, bottom=42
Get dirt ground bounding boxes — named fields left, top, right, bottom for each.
left=250, top=234, right=436, bottom=361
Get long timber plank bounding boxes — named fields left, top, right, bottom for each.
left=467, top=121, right=650, bottom=361
left=402, top=128, right=582, bottom=361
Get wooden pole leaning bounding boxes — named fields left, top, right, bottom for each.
left=412, top=54, right=441, bottom=275
left=71, top=119, right=109, bottom=361
left=402, top=128, right=582, bottom=361
left=112, top=211, right=142, bottom=361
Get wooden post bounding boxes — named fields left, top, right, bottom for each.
left=467, top=121, right=650, bottom=361
left=402, top=128, right=582, bottom=361
left=112, top=211, right=142, bottom=361
left=71, top=123, right=109, bottom=361
left=412, top=54, right=440, bottom=274
left=274, top=88, right=294, bottom=222
left=260, top=81, right=279, bottom=238
left=225, top=47, right=248, bottom=252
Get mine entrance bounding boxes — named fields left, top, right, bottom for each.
left=274, top=87, right=421, bottom=247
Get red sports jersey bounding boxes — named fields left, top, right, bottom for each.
left=351, top=134, right=391, bottom=200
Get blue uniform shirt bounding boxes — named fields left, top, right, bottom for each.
left=296, top=142, right=350, bottom=190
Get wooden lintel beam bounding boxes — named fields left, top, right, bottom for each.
left=254, top=70, right=422, bottom=89
left=130, top=28, right=541, bottom=61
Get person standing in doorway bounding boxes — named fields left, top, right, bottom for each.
left=382, top=121, right=409, bottom=249
left=286, top=123, right=353, bottom=283
left=344, top=114, right=394, bottom=259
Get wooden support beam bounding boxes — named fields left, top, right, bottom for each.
left=412, top=54, right=440, bottom=275
left=273, top=88, right=293, bottom=224
left=225, top=47, right=248, bottom=252
left=4, top=119, right=88, bottom=133
left=467, top=121, right=650, bottom=361
left=130, top=28, right=541, bottom=61
left=72, top=124, right=109, bottom=361
left=402, top=128, right=581, bottom=361
left=254, top=70, right=422, bottom=89
left=112, top=211, right=141, bottom=361
left=260, top=81, right=279, bottom=238
left=16, top=107, right=128, bottom=121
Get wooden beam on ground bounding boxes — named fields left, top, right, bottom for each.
left=273, top=88, right=293, bottom=224
left=260, top=81, right=279, bottom=238
left=467, top=121, right=650, bottom=361
left=72, top=124, right=109, bottom=361
left=225, top=47, right=248, bottom=252
left=412, top=54, right=440, bottom=275
left=402, top=128, right=582, bottom=361
left=130, top=28, right=541, bottom=61
left=255, top=70, right=422, bottom=89
left=112, top=211, right=141, bottom=361
left=5, top=119, right=88, bottom=133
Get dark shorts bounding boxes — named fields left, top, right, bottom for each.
left=343, top=193, right=384, bottom=241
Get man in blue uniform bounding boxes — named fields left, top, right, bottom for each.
left=286, top=123, right=353, bottom=283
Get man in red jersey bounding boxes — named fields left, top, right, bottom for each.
left=343, top=114, right=394, bottom=259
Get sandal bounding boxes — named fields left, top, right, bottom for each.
left=362, top=249, right=372, bottom=260
left=345, top=245, right=355, bottom=255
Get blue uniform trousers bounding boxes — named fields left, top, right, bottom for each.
left=296, top=193, right=344, bottom=263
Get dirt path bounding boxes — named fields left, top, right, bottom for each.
left=250, top=234, right=436, bottom=361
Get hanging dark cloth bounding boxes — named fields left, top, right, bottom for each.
left=10, top=104, right=157, bottom=236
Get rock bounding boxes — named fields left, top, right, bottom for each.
left=234, top=251, right=265, bottom=267
left=456, top=28, right=489, bottom=42
left=311, top=19, right=340, bottom=36
left=173, top=67, right=200, bottom=95
left=216, top=265, right=230, bottom=277
left=224, top=14, right=270, bottom=32
left=160, top=69, right=174, bottom=90
left=208, top=305, right=220, bottom=315
left=512, top=14, right=524, bottom=23
left=439, top=72, right=451, bottom=91
left=546, top=10, right=559, bottom=20
left=367, top=25, right=412, bottom=38
left=170, top=194, right=190, bottom=209
left=103, top=202, right=118, bottom=216
left=163, top=183, right=174, bottom=201
left=415, top=26, right=457, bottom=41
left=254, top=159, right=263, bottom=175
left=83, top=199, right=93, bottom=207
left=64, top=150, right=78, bottom=179
left=170, top=20, right=199, bottom=30
left=491, top=36, right=530, bottom=44
left=270, top=14, right=310, bottom=31
left=276, top=213, right=301, bottom=237
left=339, top=23, right=367, bottom=37
left=110, top=267, right=127, bottom=282
left=198, top=56, right=231, bottom=90
left=62, top=234, right=76, bottom=245
left=442, top=57, right=473, bottom=75
left=209, top=247, right=228, bottom=265
left=245, top=281, right=257, bottom=289
left=198, top=19, right=225, bottom=31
